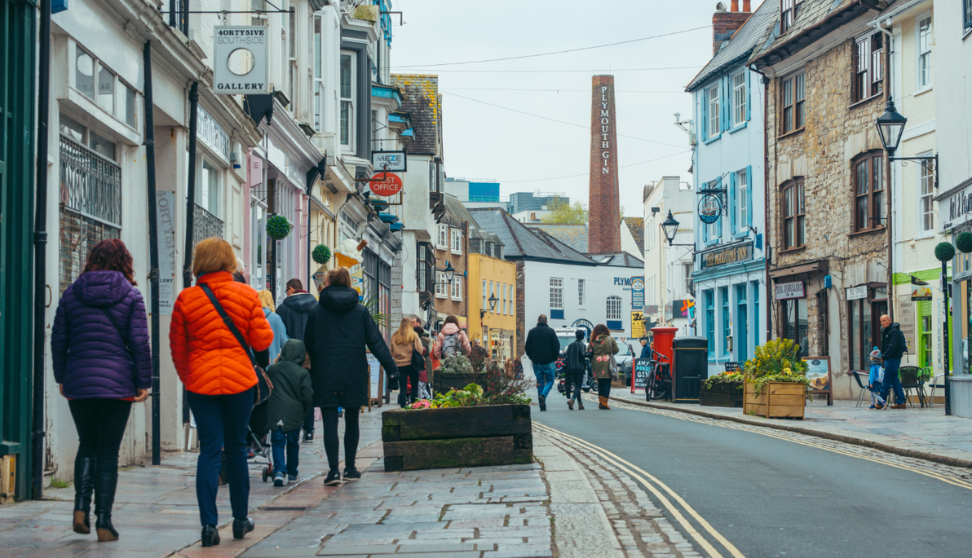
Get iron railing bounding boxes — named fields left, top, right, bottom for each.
left=59, top=135, right=122, bottom=227
left=193, top=203, right=224, bottom=248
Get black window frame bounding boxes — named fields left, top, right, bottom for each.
left=781, top=296, right=808, bottom=357
left=781, top=179, right=805, bottom=250
left=852, top=151, right=885, bottom=233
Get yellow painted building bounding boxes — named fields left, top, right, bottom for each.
left=467, top=253, right=517, bottom=362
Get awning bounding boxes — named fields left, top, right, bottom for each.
left=769, top=260, right=828, bottom=280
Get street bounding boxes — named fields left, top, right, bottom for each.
left=533, top=397, right=972, bottom=558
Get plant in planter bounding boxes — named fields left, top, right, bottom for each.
left=312, top=244, right=332, bottom=265
left=700, top=371, right=745, bottom=407
left=266, top=214, right=293, bottom=240
left=742, top=339, right=811, bottom=419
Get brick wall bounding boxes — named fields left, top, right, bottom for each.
left=433, top=221, right=468, bottom=321
left=588, top=76, right=621, bottom=255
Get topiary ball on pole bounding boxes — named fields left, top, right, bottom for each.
left=312, top=244, right=332, bottom=265
left=956, top=232, right=972, bottom=254
left=266, top=214, right=293, bottom=240
left=935, top=241, right=956, bottom=262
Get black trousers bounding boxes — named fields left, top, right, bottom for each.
left=565, top=371, right=584, bottom=401
left=597, top=378, right=612, bottom=399
left=68, top=398, right=133, bottom=476
left=397, top=364, right=420, bottom=407
left=323, top=406, right=360, bottom=472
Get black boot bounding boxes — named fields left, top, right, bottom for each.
left=94, top=472, right=119, bottom=542
left=201, top=525, right=220, bottom=547
left=232, top=517, right=255, bottom=540
left=72, top=457, right=97, bottom=534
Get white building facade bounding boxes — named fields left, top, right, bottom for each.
left=643, top=177, right=695, bottom=335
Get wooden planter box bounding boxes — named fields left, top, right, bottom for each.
left=381, top=404, right=533, bottom=471
left=700, top=381, right=744, bottom=407
left=743, top=381, right=806, bottom=419
left=431, top=371, right=483, bottom=395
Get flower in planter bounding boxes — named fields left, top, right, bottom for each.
left=743, top=339, right=811, bottom=397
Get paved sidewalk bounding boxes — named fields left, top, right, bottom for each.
left=612, top=391, right=972, bottom=467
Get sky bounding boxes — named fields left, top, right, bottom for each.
left=388, top=0, right=764, bottom=217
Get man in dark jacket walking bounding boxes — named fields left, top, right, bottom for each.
left=563, top=330, right=588, bottom=411
left=880, top=314, right=908, bottom=409
left=525, top=315, right=561, bottom=411
left=277, top=278, right=321, bottom=440
left=265, top=339, right=313, bottom=486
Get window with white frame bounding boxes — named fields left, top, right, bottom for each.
left=606, top=296, right=622, bottom=321
left=732, top=71, right=747, bottom=125
left=508, top=284, right=514, bottom=315
left=435, top=271, right=447, bottom=297
left=965, top=0, right=971, bottom=30
left=313, top=17, right=323, bottom=130
left=73, top=46, right=138, bottom=130
left=250, top=0, right=266, bottom=26
left=197, top=157, right=222, bottom=218
left=436, top=224, right=448, bottom=249
left=550, top=278, right=563, bottom=309
left=736, top=168, right=748, bottom=232
left=578, top=279, right=586, bottom=307
left=451, top=276, right=462, bottom=300
left=340, top=52, right=355, bottom=148
left=451, top=228, right=462, bottom=254
left=503, top=284, right=508, bottom=314
left=919, top=152, right=935, bottom=233
left=287, top=9, right=297, bottom=111
left=707, top=83, right=720, bottom=138
left=917, top=16, right=932, bottom=90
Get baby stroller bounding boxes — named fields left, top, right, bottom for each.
left=217, top=399, right=274, bottom=484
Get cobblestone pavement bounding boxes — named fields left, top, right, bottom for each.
left=611, top=392, right=972, bottom=467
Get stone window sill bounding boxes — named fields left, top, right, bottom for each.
left=849, top=94, right=882, bottom=111
left=778, top=245, right=807, bottom=255
left=777, top=128, right=804, bottom=141
left=849, top=226, right=886, bottom=238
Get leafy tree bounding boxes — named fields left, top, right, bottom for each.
left=542, top=197, right=588, bottom=224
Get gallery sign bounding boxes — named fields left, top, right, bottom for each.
left=775, top=281, right=806, bottom=300
left=700, top=242, right=753, bottom=269
left=213, top=26, right=269, bottom=94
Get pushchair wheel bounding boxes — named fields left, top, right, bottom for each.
left=261, top=468, right=269, bottom=483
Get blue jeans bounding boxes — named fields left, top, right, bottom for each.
left=187, top=388, right=254, bottom=527
left=534, top=362, right=556, bottom=399
left=272, top=427, right=300, bottom=477
left=881, top=358, right=907, bottom=405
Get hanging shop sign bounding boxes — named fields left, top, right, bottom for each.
left=667, top=299, right=695, bottom=321
left=369, top=172, right=403, bottom=196
left=631, top=277, right=645, bottom=310
left=700, top=242, right=754, bottom=269
left=775, top=281, right=806, bottom=300
left=911, top=276, right=932, bottom=301
left=846, top=285, right=868, bottom=301
left=213, top=26, right=269, bottom=94
left=698, top=195, right=722, bottom=224
left=372, top=150, right=407, bottom=172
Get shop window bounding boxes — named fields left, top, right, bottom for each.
left=781, top=297, right=808, bottom=356
left=853, top=152, right=884, bottom=232
left=720, top=287, right=730, bottom=356
left=918, top=301, right=933, bottom=370
left=847, top=289, right=887, bottom=370
left=853, top=33, right=884, bottom=103
left=752, top=281, right=760, bottom=347
left=736, top=284, right=749, bottom=363
left=705, top=290, right=715, bottom=357
left=781, top=180, right=805, bottom=249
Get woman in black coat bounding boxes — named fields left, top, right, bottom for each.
left=304, top=267, right=399, bottom=486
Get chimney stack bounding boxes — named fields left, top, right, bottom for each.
left=712, top=1, right=753, bottom=54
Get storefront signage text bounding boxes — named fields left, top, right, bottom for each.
left=775, top=281, right=806, bottom=300
left=943, top=185, right=972, bottom=232
left=701, top=242, right=753, bottom=269
left=631, top=276, right=645, bottom=310
left=197, top=106, right=230, bottom=161
left=846, top=285, right=868, bottom=301
left=213, top=26, right=269, bottom=94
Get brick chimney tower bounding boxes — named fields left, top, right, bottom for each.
left=588, top=75, right=621, bottom=255
left=712, top=1, right=752, bottom=55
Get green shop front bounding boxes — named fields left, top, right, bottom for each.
left=944, top=184, right=972, bottom=418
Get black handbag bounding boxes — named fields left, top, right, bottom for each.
left=200, top=284, right=273, bottom=406
left=411, top=348, right=426, bottom=372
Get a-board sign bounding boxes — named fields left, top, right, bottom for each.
left=631, top=358, right=651, bottom=392
left=367, top=353, right=381, bottom=399
left=803, top=356, right=833, bottom=406
left=724, top=362, right=741, bottom=372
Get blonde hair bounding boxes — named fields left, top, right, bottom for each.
left=392, top=317, right=418, bottom=346
left=192, top=238, right=237, bottom=277
left=257, top=290, right=276, bottom=312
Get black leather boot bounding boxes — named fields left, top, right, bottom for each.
left=233, top=517, right=254, bottom=540
left=201, top=525, right=220, bottom=547
left=72, top=457, right=97, bottom=534
left=94, top=472, right=119, bottom=542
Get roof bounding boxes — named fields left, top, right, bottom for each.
left=749, top=0, right=873, bottom=69
left=468, top=209, right=597, bottom=265
left=522, top=224, right=589, bottom=253
left=622, top=217, right=645, bottom=255
left=441, top=195, right=504, bottom=247
left=390, top=74, right=441, bottom=155
left=685, top=1, right=780, bottom=92
left=593, top=252, right=645, bottom=268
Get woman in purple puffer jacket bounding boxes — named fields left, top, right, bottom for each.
left=51, top=239, right=151, bottom=543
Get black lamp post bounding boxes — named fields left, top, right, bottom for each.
left=438, top=261, right=456, bottom=285
left=480, top=293, right=499, bottom=319
left=661, top=211, right=695, bottom=247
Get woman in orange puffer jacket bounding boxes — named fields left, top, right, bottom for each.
left=169, top=238, right=273, bottom=547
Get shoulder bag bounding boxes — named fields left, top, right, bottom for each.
left=607, top=339, right=620, bottom=381
left=200, top=284, right=273, bottom=405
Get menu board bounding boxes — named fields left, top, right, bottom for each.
left=632, top=358, right=651, bottom=391
left=803, top=356, right=832, bottom=405
left=367, top=353, right=381, bottom=399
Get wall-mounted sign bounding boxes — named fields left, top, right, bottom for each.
left=667, top=299, right=696, bottom=321
left=698, top=195, right=722, bottom=224
left=369, top=172, right=403, bottom=196
left=701, top=242, right=753, bottom=269
left=197, top=106, right=231, bottom=160
left=911, top=276, right=932, bottom=301
left=631, top=276, right=645, bottom=310
left=644, top=305, right=660, bottom=315
left=724, top=362, right=741, bottom=372
left=775, top=281, right=806, bottom=300
left=571, top=319, right=594, bottom=333
left=846, top=285, right=868, bottom=301
left=372, top=150, right=407, bottom=172
left=631, top=311, right=646, bottom=338
left=943, top=184, right=972, bottom=232
left=214, top=26, right=269, bottom=94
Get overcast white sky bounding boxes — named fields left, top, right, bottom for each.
left=389, top=0, right=764, bottom=217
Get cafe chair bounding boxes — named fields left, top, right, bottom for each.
left=897, top=366, right=926, bottom=408
left=850, top=371, right=871, bottom=408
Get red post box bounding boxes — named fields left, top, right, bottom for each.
left=650, top=326, right=678, bottom=365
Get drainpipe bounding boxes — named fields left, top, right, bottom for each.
left=143, top=42, right=162, bottom=466
left=31, top=0, right=52, bottom=500
left=872, top=20, right=895, bottom=321
left=751, top=65, right=773, bottom=346
left=182, top=82, right=200, bottom=290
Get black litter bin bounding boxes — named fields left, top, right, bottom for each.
left=671, top=337, right=709, bottom=403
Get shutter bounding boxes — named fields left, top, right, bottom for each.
left=745, top=70, right=752, bottom=122
left=746, top=165, right=754, bottom=229
left=722, top=77, right=730, bottom=132
left=700, top=90, right=707, bottom=139
left=729, top=171, right=737, bottom=235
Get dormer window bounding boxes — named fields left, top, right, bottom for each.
left=781, top=0, right=803, bottom=34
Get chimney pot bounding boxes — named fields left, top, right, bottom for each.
left=731, top=0, right=739, bottom=11
left=743, top=0, right=750, bottom=11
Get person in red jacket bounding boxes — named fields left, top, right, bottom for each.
left=169, top=238, right=273, bottom=547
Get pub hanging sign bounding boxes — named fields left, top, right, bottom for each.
left=700, top=242, right=753, bottom=269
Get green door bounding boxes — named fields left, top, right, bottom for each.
left=1, top=0, right=36, bottom=501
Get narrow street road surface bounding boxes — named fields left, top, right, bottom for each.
left=532, top=397, right=972, bottom=558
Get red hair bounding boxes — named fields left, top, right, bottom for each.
left=83, top=239, right=136, bottom=285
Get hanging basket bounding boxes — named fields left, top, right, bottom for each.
left=312, top=244, right=332, bottom=265
left=935, top=241, right=956, bottom=263
left=266, top=215, right=293, bottom=240
left=956, top=232, right=972, bottom=254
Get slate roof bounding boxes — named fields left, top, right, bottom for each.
left=686, top=0, right=780, bottom=92
left=749, top=0, right=874, bottom=69
left=594, top=252, right=645, bottom=268
left=522, top=224, right=589, bottom=253
left=468, top=209, right=597, bottom=265
left=390, top=74, right=441, bottom=155
left=622, top=217, right=645, bottom=255
left=442, top=194, right=504, bottom=247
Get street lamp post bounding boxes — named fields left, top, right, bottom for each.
left=661, top=211, right=695, bottom=248
left=877, top=97, right=948, bottom=415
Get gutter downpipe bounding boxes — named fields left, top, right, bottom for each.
left=143, top=42, right=162, bottom=465
left=872, top=19, right=895, bottom=323
left=183, top=83, right=200, bottom=289
left=32, top=0, right=52, bottom=500
left=751, top=64, right=773, bottom=346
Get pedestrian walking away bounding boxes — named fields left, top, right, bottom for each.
left=563, top=329, right=588, bottom=411
left=169, top=238, right=274, bottom=547
left=51, top=239, right=152, bottom=543
left=276, top=278, right=320, bottom=441
left=258, top=289, right=289, bottom=363
left=414, top=321, right=434, bottom=398
left=434, top=315, right=472, bottom=360
left=304, top=267, right=400, bottom=486
left=391, top=318, right=426, bottom=408
left=525, top=314, right=561, bottom=411
left=879, top=315, right=908, bottom=409
left=589, top=324, right=619, bottom=410
left=868, top=347, right=887, bottom=410
left=265, top=339, right=314, bottom=486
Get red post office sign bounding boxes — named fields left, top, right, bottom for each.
left=369, top=172, right=403, bottom=196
